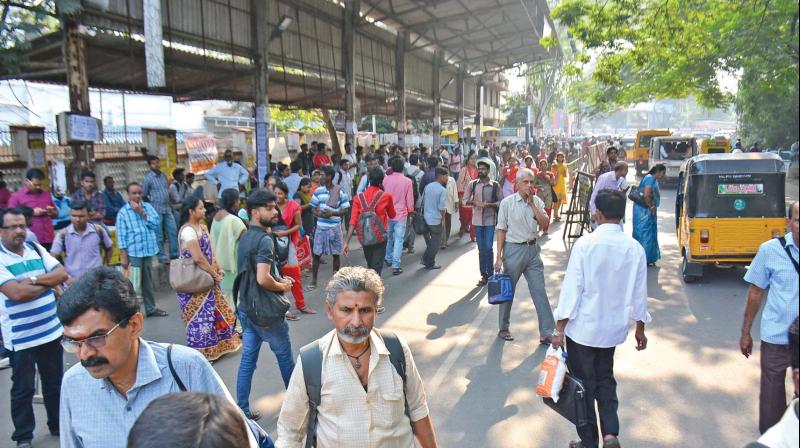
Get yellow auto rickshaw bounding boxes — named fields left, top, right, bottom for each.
left=699, top=136, right=731, bottom=154
left=675, top=152, right=787, bottom=282
left=634, top=129, right=671, bottom=176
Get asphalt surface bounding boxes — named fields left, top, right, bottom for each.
left=2, top=177, right=798, bottom=448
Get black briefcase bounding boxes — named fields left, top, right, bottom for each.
left=542, top=372, right=590, bottom=427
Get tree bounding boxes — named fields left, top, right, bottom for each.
left=547, top=0, right=799, bottom=146
left=502, top=92, right=528, bottom=127
left=0, top=0, right=69, bottom=73
left=526, top=60, right=563, bottom=131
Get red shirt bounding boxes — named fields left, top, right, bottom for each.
left=9, top=187, right=56, bottom=243
left=312, top=154, right=332, bottom=170
left=349, top=186, right=396, bottom=229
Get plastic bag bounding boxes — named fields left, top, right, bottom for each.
left=536, top=346, right=567, bottom=402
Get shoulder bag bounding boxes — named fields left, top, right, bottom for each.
left=169, top=225, right=214, bottom=293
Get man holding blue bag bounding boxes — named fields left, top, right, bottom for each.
left=493, top=168, right=555, bottom=343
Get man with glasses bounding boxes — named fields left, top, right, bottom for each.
left=57, top=266, right=259, bottom=448
left=0, top=207, right=68, bottom=448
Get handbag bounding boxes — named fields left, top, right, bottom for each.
left=487, top=272, right=514, bottom=304
left=542, top=370, right=590, bottom=428
left=169, top=225, right=214, bottom=293
left=628, top=185, right=647, bottom=207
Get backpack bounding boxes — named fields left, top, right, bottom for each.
left=355, top=191, right=387, bottom=247
left=299, top=330, right=410, bottom=448
left=232, top=232, right=290, bottom=328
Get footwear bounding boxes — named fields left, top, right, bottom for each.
left=568, top=441, right=585, bottom=448
left=407, top=248, right=414, bottom=254
left=285, top=311, right=300, bottom=321
left=244, top=410, right=262, bottom=421
left=392, top=268, right=403, bottom=275
left=146, top=309, right=168, bottom=317
left=0, top=357, right=9, bottom=370
left=425, top=264, right=442, bottom=270
left=299, top=306, right=317, bottom=314
left=497, top=330, right=514, bottom=341
left=384, top=259, right=392, bottom=267
left=603, top=436, right=621, bottom=448
left=307, top=284, right=317, bottom=291
left=17, top=441, right=32, bottom=448
left=476, top=277, right=488, bottom=286
left=470, top=237, right=476, bottom=243
left=377, top=306, right=386, bottom=314
left=49, top=429, right=60, bottom=437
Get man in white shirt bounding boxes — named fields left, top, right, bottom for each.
left=205, top=150, right=249, bottom=197
left=276, top=266, right=438, bottom=448
left=551, top=189, right=651, bottom=448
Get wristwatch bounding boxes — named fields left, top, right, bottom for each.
left=552, top=329, right=562, bottom=337
left=30, top=276, right=38, bottom=285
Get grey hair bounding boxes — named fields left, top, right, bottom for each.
left=324, top=266, right=385, bottom=308
left=516, top=167, right=536, bottom=182
left=614, top=161, right=628, bottom=171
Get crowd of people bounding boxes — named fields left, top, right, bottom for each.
left=0, top=134, right=796, bottom=448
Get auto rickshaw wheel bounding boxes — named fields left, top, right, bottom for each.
left=682, top=253, right=701, bottom=283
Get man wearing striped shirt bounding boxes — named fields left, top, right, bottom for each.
left=0, top=207, right=68, bottom=448
left=310, top=165, right=350, bottom=289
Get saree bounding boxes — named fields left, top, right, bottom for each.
left=176, top=225, right=241, bottom=361
left=633, top=174, right=661, bottom=264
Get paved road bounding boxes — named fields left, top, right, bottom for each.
left=2, top=179, right=797, bottom=448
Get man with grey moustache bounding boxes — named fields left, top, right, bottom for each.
left=276, top=266, right=438, bottom=448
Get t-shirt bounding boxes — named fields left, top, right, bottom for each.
left=0, top=242, right=63, bottom=351
left=422, top=182, right=447, bottom=226
left=310, top=185, right=350, bottom=230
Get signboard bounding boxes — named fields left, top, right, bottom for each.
left=717, top=183, right=764, bottom=195
left=157, top=133, right=178, bottom=179
left=184, top=134, right=218, bottom=174
left=256, top=123, right=269, bottom=183
left=57, top=112, right=103, bottom=144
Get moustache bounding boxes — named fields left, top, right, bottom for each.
left=81, top=356, right=109, bottom=368
left=342, top=325, right=370, bottom=337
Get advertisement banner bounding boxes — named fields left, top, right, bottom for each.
left=185, top=134, right=218, bottom=174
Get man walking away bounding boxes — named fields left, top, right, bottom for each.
left=383, top=156, right=414, bottom=275
left=116, top=182, right=168, bottom=318
left=142, top=155, right=178, bottom=262
left=740, top=201, right=799, bottom=434
left=421, top=168, right=448, bottom=270
left=551, top=190, right=651, bottom=448
left=463, top=160, right=500, bottom=286
left=276, top=266, right=438, bottom=448
left=344, top=168, right=396, bottom=281
left=0, top=207, right=68, bottom=448
left=236, top=189, right=296, bottom=421
left=494, top=168, right=555, bottom=342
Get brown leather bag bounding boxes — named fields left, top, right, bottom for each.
left=169, top=225, right=214, bottom=293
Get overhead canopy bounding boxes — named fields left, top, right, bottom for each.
left=2, top=0, right=559, bottom=117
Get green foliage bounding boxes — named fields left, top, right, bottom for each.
left=502, top=92, right=528, bottom=127
left=269, top=106, right=325, bottom=132
left=552, top=0, right=799, bottom=145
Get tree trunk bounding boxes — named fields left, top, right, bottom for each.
left=321, top=109, right=342, bottom=156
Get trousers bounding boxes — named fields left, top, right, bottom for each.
left=129, top=256, right=157, bottom=314
left=385, top=219, right=407, bottom=268
left=566, top=337, right=620, bottom=448
left=363, top=241, right=387, bottom=275
left=759, top=340, right=791, bottom=434
left=9, top=338, right=62, bottom=443
left=422, top=223, right=443, bottom=267
left=475, top=225, right=495, bottom=279
left=498, top=241, right=555, bottom=337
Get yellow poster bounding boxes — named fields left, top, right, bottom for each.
left=158, top=133, right=178, bottom=179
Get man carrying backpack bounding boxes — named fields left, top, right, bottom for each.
left=276, top=266, right=438, bottom=448
left=235, top=189, right=296, bottom=421
left=343, top=169, right=396, bottom=299
left=463, top=160, right=501, bottom=286
left=50, top=200, right=113, bottom=284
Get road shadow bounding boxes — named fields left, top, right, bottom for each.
left=426, top=285, right=486, bottom=340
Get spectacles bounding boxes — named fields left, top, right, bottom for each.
left=61, top=319, right=128, bottom=353
left=0, top=224, right=26, bottom=231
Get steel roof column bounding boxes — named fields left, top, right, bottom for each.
left=343, top=0, right=359, bottom=152
left=395, top=30, right=408, bottom=148
left=63, top=18, right=95, bottom=191
left=456, top=68, right=464, bottom=140
left=432, top=50, right=442, bottom=152
left=474, top=79, right=483, bottom=147
left=252, top=0, right=270, bottom=183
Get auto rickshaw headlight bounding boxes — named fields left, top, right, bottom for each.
left=700, top=229, right=710, bottom=243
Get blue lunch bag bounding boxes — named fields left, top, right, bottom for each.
left=488, top=273, right=514, bottom=304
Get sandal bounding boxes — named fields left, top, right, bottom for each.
left=476, top=278, right=488, bottom=286
left=603, top=436, right=621, bottom=448
left=299, top=306, right=317, bottom=314
left=497, top=330, right=514, bottom=341
left=392, top=268, right=403, bottom=275
left=569, top=441, right=585, bottom=448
